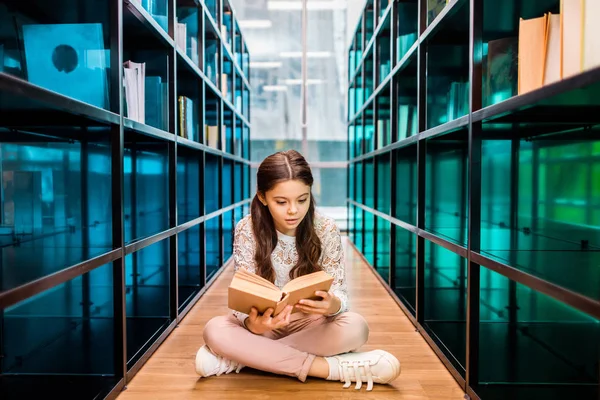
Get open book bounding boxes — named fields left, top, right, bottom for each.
left=228, top=269, right=334, bottom=316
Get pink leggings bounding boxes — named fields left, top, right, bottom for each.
left=203, top=311, right=370, bottom=382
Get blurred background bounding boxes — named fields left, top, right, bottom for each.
left=231, top=0, right=366, bottom=229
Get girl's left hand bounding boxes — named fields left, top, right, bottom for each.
left=296, top=291, right=341, bottom=315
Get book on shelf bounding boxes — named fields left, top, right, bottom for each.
left=205, top=125, right=220, bottom=148
left=178, top=96, right=198, bottom=141
left=176, top=22, right=187, bottom=53
left=228, top=268, right=334, bottom=316
left=221, top=73, right=228, bottom=97
left=484, top=37, right=518, bottom=106
left=517, top=1, right=599, bottom=95
left=123, top=60, right=146, bottom=123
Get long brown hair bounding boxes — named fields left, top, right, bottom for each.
left=251, top=150, right=322, bottom=283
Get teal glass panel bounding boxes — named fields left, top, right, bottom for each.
left=376, top=153, right=391, bottom=214
left=205, top=153, right=220, bottom=214
left=0, top=139, right=112, bottom=292
left=349, top=163, right=355, bottom=202
left=124, top=137, right=169, bottom=244
left=364, top=158, right=375, bottom=209
left=481, top=138, right=600, bottom=302
left=481, top=0, right=559, bottom=107
left=395, top=1, right=418, bottom=65
left=364, top=107, right=375, bottom=154
left=424, top=0, right=470, bottom=130
left=364, top=1, right=375, bottom=43
left=396, top=51, right=419, bottom=140
left=125, top=238, right=170, bottom=367
left=376, top=86, right=391, bottom=148
left=204, top=20, right=220, bottom=86
left=377, top=15, right=391, bottom=85
left=364, top=212, right=376, bottom=265
left=349, top=123, right=356, bottom=159
left=204, top=0, right=218, bottom=25
left=356, top=117, right=364, bottom=156
left=394, top=228, right=417, bottom=315
left=176, top=6, right=200, bottom=65
left=222, top=5, right=233, bottom=52
left=355, top=208, right=364, bottom=253
left=224, top=107, right=234, bottom=153
left=140, top=0, right=168, bottom=32
left=243, top=164, right=250, bottom=199
left=222, top=158, right=233, bottom=208
left=223, top=210, right=234, bottom=262
left=222, top=53, right=234, bottom=105
left=243, top=126, right=250, bottom=160
left=3, top=262, right=114, bottom=373
left=379, top=0, right=389, bottom=16
left=365, top=49, right=374, bottom=101
left=394, top=144, right=418, bottom=225
left=0, top=3, right=111, bottom=110
left=477, top=268, right=599, bottom=400
left=375, top=216, right=390, bottom=283
left=205, top=215, right=221, bottom=281
left=176, top=58, right=201, bottom=141
left=177, top=147, right=200, bottom=224
left=356, top=161, right=364, bottom=205
left=424, top=240, right=467, bottom=376
left=234, top=162, right=243, bottom=204
left=234, top=118, right=243, bottom=156
left=178, top=224, right=202, bottom=310
left=425, top=136, right=468, bottom=246
left=122, top=47, right=170, bottom=132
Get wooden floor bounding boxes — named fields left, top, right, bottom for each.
left=117, top=239, right=465, bottom=399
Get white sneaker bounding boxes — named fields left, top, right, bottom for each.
left=326, top=349, right=401, bottom=391
left=195, top=345, right=244, bottom=377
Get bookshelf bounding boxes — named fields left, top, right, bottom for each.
left=0, top=0, right=251, bottom=398
left=348, top=1, right=600, bottom=399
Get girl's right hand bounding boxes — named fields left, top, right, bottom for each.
left=245, top=305, right=293, bottom=335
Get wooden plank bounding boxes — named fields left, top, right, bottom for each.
left=117, top=239, right=464, bottom=399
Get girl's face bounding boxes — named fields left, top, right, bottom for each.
left=259, top=179, right=311, bottom=236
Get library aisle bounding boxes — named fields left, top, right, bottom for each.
left=116, top=238, right=464, bottom=399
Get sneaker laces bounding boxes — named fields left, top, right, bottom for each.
left=214, top=354, right=244, bottom=376
left=338, top=360, right=374, bottom=391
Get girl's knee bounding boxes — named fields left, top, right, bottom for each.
left=338, top=312, right=369, bottom=348
left=202, top=315, right=231, bottom=351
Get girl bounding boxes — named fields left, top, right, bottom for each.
left=196, top=150, right=401, bottom=391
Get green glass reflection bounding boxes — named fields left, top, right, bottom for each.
left=477, top=268, right=599, bottom=399
left=364, top=212, right=376, bottom=266
left=365, top=108, right=375, bottom=154
left=365, top=48, right=374, bottom=100
left=376, top=154, right=391, bottom=214
left=356, top=117, right=364, bottom=156
left=375, top=216, right=390, bottom=283
left=356, top=161, right=364, bottom=204
left=348, top=205, right=355, bottom=243
left=355, top=207, right=364, bottom=252
left=424, top=241, right=467, bottom=376
left=364, top=158, right=375, bottom=209
left=394, top=144, right=418, bottom=225
left=395, top=1, right=418, bottom=64
left=376, top=86, right=392, bottom=149
left=426, top=44, right=469, bottom=129
left=426, top=138, right=469, bottom=246
left=481, top=138, right=600, bottom=302
left=377, top=15, right=391, bottom=85
left=349, top=163, right=355, bottom=202
left=394, top=228, right=417, bottom=315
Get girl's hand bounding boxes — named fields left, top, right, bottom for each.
left=296, top=291, right=341, bottom=315
left=245, top=305, right=293, bottom=334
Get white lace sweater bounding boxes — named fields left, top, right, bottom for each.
left=231, top=212, right=348, bottom=323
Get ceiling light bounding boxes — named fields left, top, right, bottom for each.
left=263, top=85, right=288, bottom=91
left=279, top=51, right=332, bottom=58
left=238, top=20, right=273, bottom=28
left=283, top=79, right=325, bottom=85
left=268, top=1, right=347, bottom=11
left=250, top=61, right=283, bottom=68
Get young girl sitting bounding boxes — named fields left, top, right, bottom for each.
left=196, top=150, right=401, bottom=391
